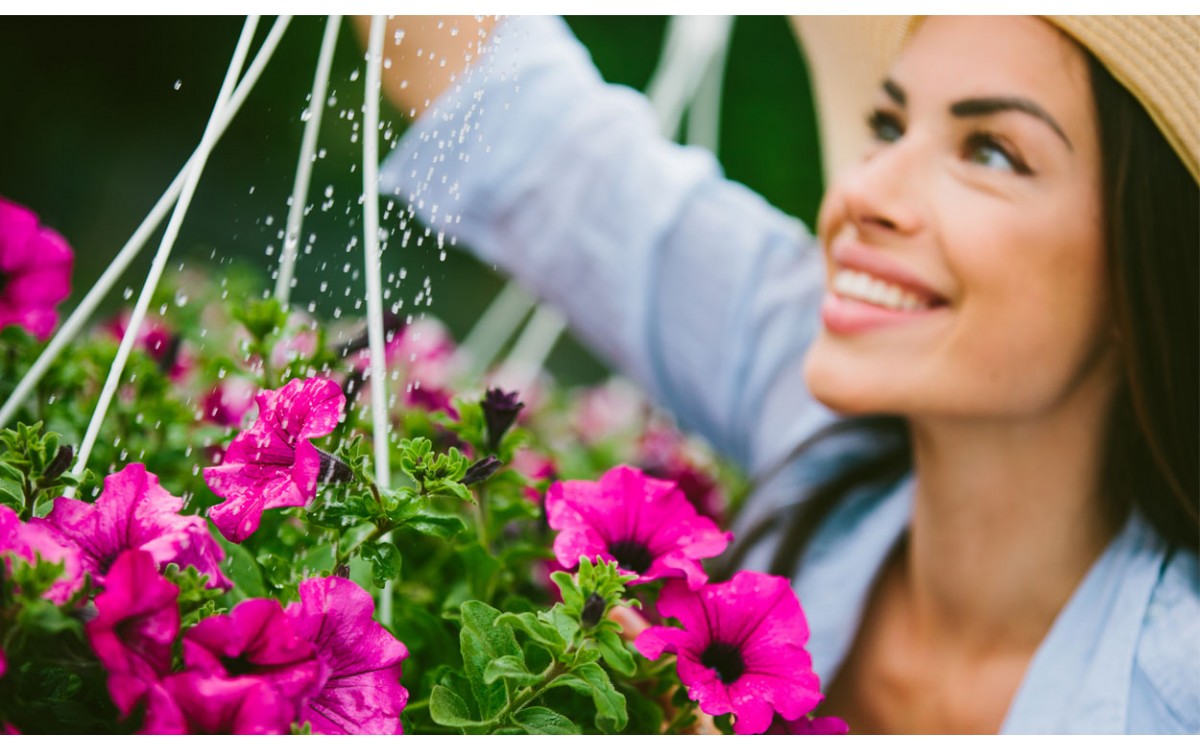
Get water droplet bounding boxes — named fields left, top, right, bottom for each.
left=173, top=79, right=182, bottom=90
left=123, top=287, right=133, bottom=300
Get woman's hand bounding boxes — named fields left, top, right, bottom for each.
left=353, top=16, right=498, bottom=120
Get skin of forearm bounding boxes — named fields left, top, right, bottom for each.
left=353, top=15, right=498, bottom=119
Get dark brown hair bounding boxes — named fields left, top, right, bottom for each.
left=723, top=49, right=1200, bottom=577
left=1090, top=54, right=1198, bottom=550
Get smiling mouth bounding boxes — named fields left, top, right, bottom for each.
left=832, top=269, right=944, bottom=311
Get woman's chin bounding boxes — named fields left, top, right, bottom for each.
left=803, top=342, right=899, bottom=416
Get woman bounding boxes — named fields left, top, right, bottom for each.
left=371, top=16, right=1198, bottom=733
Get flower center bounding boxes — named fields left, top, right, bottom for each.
left=700, top=641, right=745, bottom=684
left=221, top=654, right=257, bottom=677
left=607, top=538, right=652, bottom=574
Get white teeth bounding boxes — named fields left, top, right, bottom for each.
left=833, top=269, right=932, bottom=311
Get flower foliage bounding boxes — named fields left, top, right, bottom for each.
left=0, top=267, right=833, bottom=735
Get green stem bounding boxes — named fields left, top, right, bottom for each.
left=337, top=519, right=396, bottom=567
left=492, top=662, right=565, bottom=730
left=474, top=484, right=491, bottom=553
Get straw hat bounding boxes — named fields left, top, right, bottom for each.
left=790, top=16, right=1200, bottom=184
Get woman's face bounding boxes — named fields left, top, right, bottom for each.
left=804, top=16, right=1118, bottom=422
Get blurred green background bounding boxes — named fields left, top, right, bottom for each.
left=0, top=16, right=821, bottom=385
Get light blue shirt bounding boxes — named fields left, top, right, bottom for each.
left=380, top=15, right=1200, bottom=734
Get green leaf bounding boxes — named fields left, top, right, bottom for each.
left=429, top=686, right=488, bottom=729
left=0, top=476, right=24, bottom=510
left=483, top=654, right=540, bottom=686
left=405, top=511, right=467, bottom=539
left=230, top=297, right=287, bottom=342
left=217, top=537, right=266, bottom=600
left=551, top=569, right=584, bottom=613
left=0, top=461, right=25, bottom=482
left=305, top=493, right=369, bottom=530
left=360, top=540, right=402, bottom=588
left=495, top=612, right=566, bottom=654
left=594, top=628, right=636, bottom=676
left=512, top=706, right=580, bottom=735
left=459, top=600, right=524, bottom=721
left=548, top=606, right=580, bottom=647
left=548, top=663, right=628, bottom=733
left=460, top=543, right=501, bottom=602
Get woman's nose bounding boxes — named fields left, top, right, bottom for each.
left=836, top=138, right=926, bottom=239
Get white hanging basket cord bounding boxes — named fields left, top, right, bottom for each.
left=275, top=15, right=342, bottom=308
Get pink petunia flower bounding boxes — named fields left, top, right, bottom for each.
left=182, top=597, right=323, bottom=705
left=512, top=447, right=557, bottom=504
left=545, top=464, right=731, bottom=588
left=105, top=311, right=192, bottom=382
left=199, top=375, right=257, bottom=428
left=634, top=571, right=823, bottom=735
left=285, top=576, right=409, bottom=734
left=638, top=425, right=727, bottom=524
left=569, top=377, right=645, bottom=445
left=345, top=317, right=460, bottom=417
left=0, top=504, right=84, bottom=603
left=0, top=195, right=73, bottom=341
left=85, top=549, right=180, bottom=717
left=204, top=377, right=345, bottom=543
left=770, top=712, right=850, bottom=734
left=143, top=673, right=298, bottom=735
left=30, top=463, right=229, bottom=588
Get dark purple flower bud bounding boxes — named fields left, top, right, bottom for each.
left=481, top=388, right=523, bottom=450
left=43, top=444, right=74, bottom=482
left=462, top=456, right=502, bottom=486
left=154, top=334, right=184, bottom=375
left=581, top=592, right=607, bottom=629
left=338, top=311, right=405, bottom=359
left=316, top=448, right=353, bottom=484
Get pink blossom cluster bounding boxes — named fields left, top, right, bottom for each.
left=1, top=456, right=408, bottom=735
left=89, top=556, right=408, bottom=734
left=546, top=464, right=841, bottom=735
left=1, top=463, right=228, bottom=599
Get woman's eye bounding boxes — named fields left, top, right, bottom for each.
left=964, top=133, right=1030, bottom=175
left=867, top=110, right=903, bottom=144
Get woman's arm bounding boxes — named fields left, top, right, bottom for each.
left=378, top=16, right=835, bottom=476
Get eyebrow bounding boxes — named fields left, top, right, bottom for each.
left=881, top=78, right=1073, bottom=151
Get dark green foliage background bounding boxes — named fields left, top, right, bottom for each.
left=0, top=16, right=821, bottom=385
